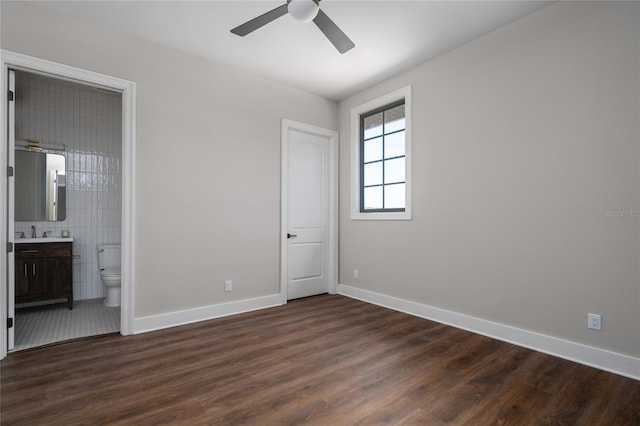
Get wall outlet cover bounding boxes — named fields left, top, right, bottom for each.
left=588, top=313, right=601, bottom=330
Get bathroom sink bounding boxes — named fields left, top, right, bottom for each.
left=16, top=237, right=74, bottom=243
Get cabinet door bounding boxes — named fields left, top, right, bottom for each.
left=15, top=258, right=30, bottom=298
left=48, top=255, right=72, bottom=294
left=28, top=258, right=47, bottom=298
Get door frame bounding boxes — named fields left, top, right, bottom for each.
left=280, top=119, right=338, bottom=304
left=0, top=50, right=137, bottom=359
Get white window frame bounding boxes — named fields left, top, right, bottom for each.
left=351, top=86, right=412, bottom=220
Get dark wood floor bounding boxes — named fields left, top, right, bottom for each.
left=1, top=295, right=639, bottom=425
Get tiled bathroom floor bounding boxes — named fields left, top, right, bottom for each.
left=13, top=299, right=120, bottom=351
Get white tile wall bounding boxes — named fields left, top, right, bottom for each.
left=14, top=71, right=122, bottom=301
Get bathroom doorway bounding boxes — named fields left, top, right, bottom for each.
left=1, top=51, right=136, bottom=358
left=9, top=70, right=122, bottom=351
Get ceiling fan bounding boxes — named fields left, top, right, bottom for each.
left=231, top=0, right=355, bottom=54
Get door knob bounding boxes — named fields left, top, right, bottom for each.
left=287, top=233, right=298, bottom=239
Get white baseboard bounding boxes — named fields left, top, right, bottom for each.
left=338, top=284, right=640, bottom=380
left=133, top=294, right=284, bottom=334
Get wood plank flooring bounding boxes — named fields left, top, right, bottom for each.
left=1, top=294, right=639, bottom=425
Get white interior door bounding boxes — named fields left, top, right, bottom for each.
left=281, top=120, right=337, bottom=301
left=7, top=68, right=15, bottom=350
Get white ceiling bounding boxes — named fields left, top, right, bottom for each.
left=31, top=1, right=552, bottom=101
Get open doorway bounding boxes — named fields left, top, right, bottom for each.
left=10, top=70, right=122, bottom=351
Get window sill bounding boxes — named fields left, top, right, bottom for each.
left=351, top=211, right=411, bottom=221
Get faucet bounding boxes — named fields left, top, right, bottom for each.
left=31, top=225, right=36, bottom=238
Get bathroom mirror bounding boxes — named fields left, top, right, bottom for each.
left=15, top=150, right=66, bottom=221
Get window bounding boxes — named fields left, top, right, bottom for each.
left=360, top=100, right=406, bottom=212
left=351, top=86, right=411, bottom=220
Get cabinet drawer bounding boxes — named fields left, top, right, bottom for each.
left=16, top=242, right=72, bottom=258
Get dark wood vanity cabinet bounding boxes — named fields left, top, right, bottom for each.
left=15, top=242, right=73, bottom=310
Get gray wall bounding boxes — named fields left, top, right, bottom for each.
left=338, top=1, right=640, bottom=357
left=1, top=1, right=338, bottom=317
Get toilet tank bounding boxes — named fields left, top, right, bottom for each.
left=97, top=244, right=121, bottom=270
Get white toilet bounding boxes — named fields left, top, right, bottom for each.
left=97, top=244, right=121, bottom=307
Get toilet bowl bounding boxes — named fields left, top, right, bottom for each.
left=97, top=244, right=121, bottom=307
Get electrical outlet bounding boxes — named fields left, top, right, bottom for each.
left=354, top=269, right=359, bottom=280
left=224, top=280, right=232, bottom=292
left=588, top=313, right=601, bottom=330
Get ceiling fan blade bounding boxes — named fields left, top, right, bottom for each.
left=231, top=4, right=289, bottom=36
left=313, top=9, right=355, bottom=54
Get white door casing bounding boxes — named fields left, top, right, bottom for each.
left=0, top=50, right=136, bottom=360
left=281, top=120, right=338, bottom=301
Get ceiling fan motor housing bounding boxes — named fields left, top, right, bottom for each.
left=288, top=0, right=320, bottom=23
